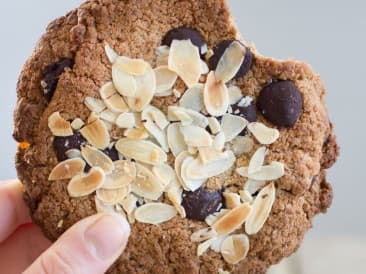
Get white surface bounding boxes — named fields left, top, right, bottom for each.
left=0, top=0, right=364, bottom=252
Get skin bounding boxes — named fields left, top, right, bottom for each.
left=0, top=180, right=130, bottom=274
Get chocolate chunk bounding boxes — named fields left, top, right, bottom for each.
left=208, top=40, right=253, bottom=79
left=53, top=131, right=87, bottom=161
left=181, top=188, right=222, bottom=221
left=102, top=146, right=119, bottom=161
left=41, top=59, right=74, bottom=101
left=162, top=27, right=207, bottom=57
left=257, top=81, right=303, bottom=127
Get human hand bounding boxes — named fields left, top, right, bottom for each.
left=0, top=180, right=130, bottom=274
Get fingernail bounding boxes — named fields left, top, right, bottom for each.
left=85, top=214, right=130, bottom=260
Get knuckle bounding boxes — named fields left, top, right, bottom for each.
left=38, top=248, right=75, bottom=274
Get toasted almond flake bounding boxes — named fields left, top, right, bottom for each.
left=228, top=86, right=243, bottom=105
left=245, top=182, right=276, bottom=235
left=167, top=184, right=186, bottom=217
left=174, top=151, right=191, bottom=190
left=156, top=46, right=170, bottom=66
left=247, top=122, right=280, bottom=145
left=205, top=49, right=214, bottom=61
left=211, top=235, right=228, bottom=253
left=100, top=82, right=117, bottom=99
left=180, top=125, right=213, bottom=147
left=112, top=64, right=137, bottom=97
left=186, top=150, right=236, bottom=180
left=142, top=105, right=169, bottom=130
left=168, top=40, right=201, bottom=87
left=80, top=117, right=110, bottom=149
left=103, top=160, right=136, bottom=189
left=168, top=106, right=209, bottom=128
left=81, top=145, right=114, bottom=174
left=200, top=59, right=209, bottom=75
left=67, top=167, right=105, bottom=197
left=116, top=112, right=136, bottom=129
left=205, top=209, right=230, bottom=226
left=179, top=84, right=204, bottom=112
left=96, top=186, right=130, bottom=205
left=71, top=118, right=85, bottom=130
left=213, top=132, right=226, bottom=151
left=49, top=158, right=85, bottom=180
left=48, top=112, right=73, bottom=137
left=181, top=156, right=207, bottom=191
left=154, top=66, right=178, bottom=93
left=190, top=227, right=218, bottom=242
left=116, top=138, right=167, bottom=165
left=85, top=97, right=106, bottom=114
left=236, top=161, right=285, bottom=181
left=156, top=45, right=170, bottom=57
left=221, top=114, right=249, bottom=142
left=204, top=71, right=229, bottom=117
left=87, top=112, right=99, bottom=124
left=213, top=203, right=252, bottom=235
left=152, top=164, right=176, bottom=188
left=208, top=117, right=221, bottom=135
left=104, top=94, right=129, bottom=114
left=134, top=203, right=177, bottom=225
left=131, top=164, right=165, bottom=200
left=124, top=128, right=150, bottom=140
left=223, top=192, right=241, bottom=209
left=248, top=147, right=267, bottom=174
left=121, top=193, right=138, bottom=214
left=167, top=123, right=188, bottom=157
left=114, top=56, right=148, bottom=76
left=198, top=147, right=227, bottom=164
left=187, top=146, right=198, bottom=155
left=154, top=89, right=173, bottom=97
left=215, top=41, right=246, bottom=83
left=133, top=112, right=144, bottom=129
left=65, top=149, right=82, bottom=159
left=197, top=238, right=217, bottom=256
left=221, top=234, right=250, bottom=264
left=95, top=196, right=116, bottom=213
left=99, top=109, right=118, bottom=123
left=143, top=120, right=169, bottom=152
left=126, top=65, right=156, bottom=111
left=231, top=136, right=254, bottom=155
left=105, top=43, right=118, bottom=63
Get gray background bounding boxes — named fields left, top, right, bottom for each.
left=0, top=0, right=364, bottom=240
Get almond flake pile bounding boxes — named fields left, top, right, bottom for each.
left=47, top=40, right=285, bottom=265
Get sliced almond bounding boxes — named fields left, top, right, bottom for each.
left=121, top=193, right=138, bottom=214
left=245, top=182, right=276, bottom=235
left=181, top=156, right=207, bottom=191
left=100, top=81, right=117, bottom=99
left=221, top=114, right=249, bottom=142
left=104, top=43, right=118, bottom=63
left=239, top=190, right=253, bottom=203
left=174, top=151, right=191, bottom=190
left=179, top=84, right=204, bottom=112
left=103, top=160, right=136, bottom=189
left=141, top=105, right=169, bottom=130
left=48, top=112, right=73, bottom=137
left=116, top=138, right=167, bottom=165
left=96, top=186, right=130, bottom=205
left=80, top=117, right=110, bottom=149
left=85, top=97, right=106, bottom=114
left=186, top=150, right=236, bottom=180
left=166, top=184, right=186, bottom=217
left=210, top=235, right=228, bottom=253
left=143, top=120, right=169, bottom=152
left=208, top=117, right=221, bottom=135
left=167, top=123, right=188, bottom=157
left=95, top=196, right=116, bottom=213
left=133, top=112, right=144, bottom=129
left=173, top=89, right=181, bottom=98
left=99, top=109, right=118, bottom=124
left=114, top=56, right=148, bottom=76
left=156, top=45, right=170, bottom=66
left=248, top=147, right=267, bottom=174
left=197, top=238, right=217, bottom=256
left=124, top=128, right=150, bottom=140
left=213, top=203, right=252, bottom=235
left=236, top=161, right=285, bottom=181
left=126, top=65, right=156, bottom=111
left=215, top=41, right=246, bottom=83
left=231, top=136, right=254, bottom=155
left=131, top=164, right=164, bottom=200
left=112, top=64, right=137, bottom=97
left=116, top=112, right=136, bottom=129
left=198, top=147, right=227, bottom=164
left=180, top=125, right=212, bottom=147
left=104, top=94, right=129, bottom=113
left=168, top=106, right=208, bottom=128
left=134, top=202, right=177, bottom=225
left=223, top=192, right=241, bottom=209
left=228, top=86, right=243, bottom=105
left=49, top=158, right=85, bottom=180
left=71, top=118, right=85, bottom=130
left=220, top=234, right=250, bottom=264
left=247, top=122, right=280, bottom=145
left=205, top=209, right=230, bottom=226
left=244, top=179, right=266, bottom=194
left=168, top=40, right=201, bottom=87
left=81, top=145, right=114, bottom=174
left=190, top=227, right=218, bottom=242
left=204, top=71, right=229, bottom=117
left=152, top=164, right=176, bottom=188
left=200, top=59, right=209, bottom=75
left=65, top=149, right=82, bottom=159
left=154, top=66, right=178, bottom=93
left=67, top=167, right=105, bottom=198
left=213, top=132, right=226, bottom=151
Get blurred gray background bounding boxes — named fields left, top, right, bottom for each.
left=0, top=1, right=364, bottom=273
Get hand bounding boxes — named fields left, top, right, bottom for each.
left=0, top=180, right=130, bottom=274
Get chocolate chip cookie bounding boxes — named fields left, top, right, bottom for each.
left=13, top=0, right=339, bottom=273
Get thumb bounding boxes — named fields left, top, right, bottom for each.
left=24, top=213, right=130, bottom=274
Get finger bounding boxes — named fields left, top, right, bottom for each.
left=24, top=213, right=130, bottom=274
left=0, top=180, right=31, bottom=242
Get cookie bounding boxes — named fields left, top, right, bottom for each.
left=14, top=0, right=339, bottom=273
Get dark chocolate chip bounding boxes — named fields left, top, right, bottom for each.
left=102, top=146, right=119, bottom=161
left=41, top=59, right=74, bottom=101
left=231, top=102, right=257, bottom=123
left=162, top=27, right=207, bottom=57
left=53, top=131, right=87, bottom=161
left=208, top=40, right=253, bottom=80
left=181, top=187, right=222, bottom=221
left=257, top=81, right=303, bottom=127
